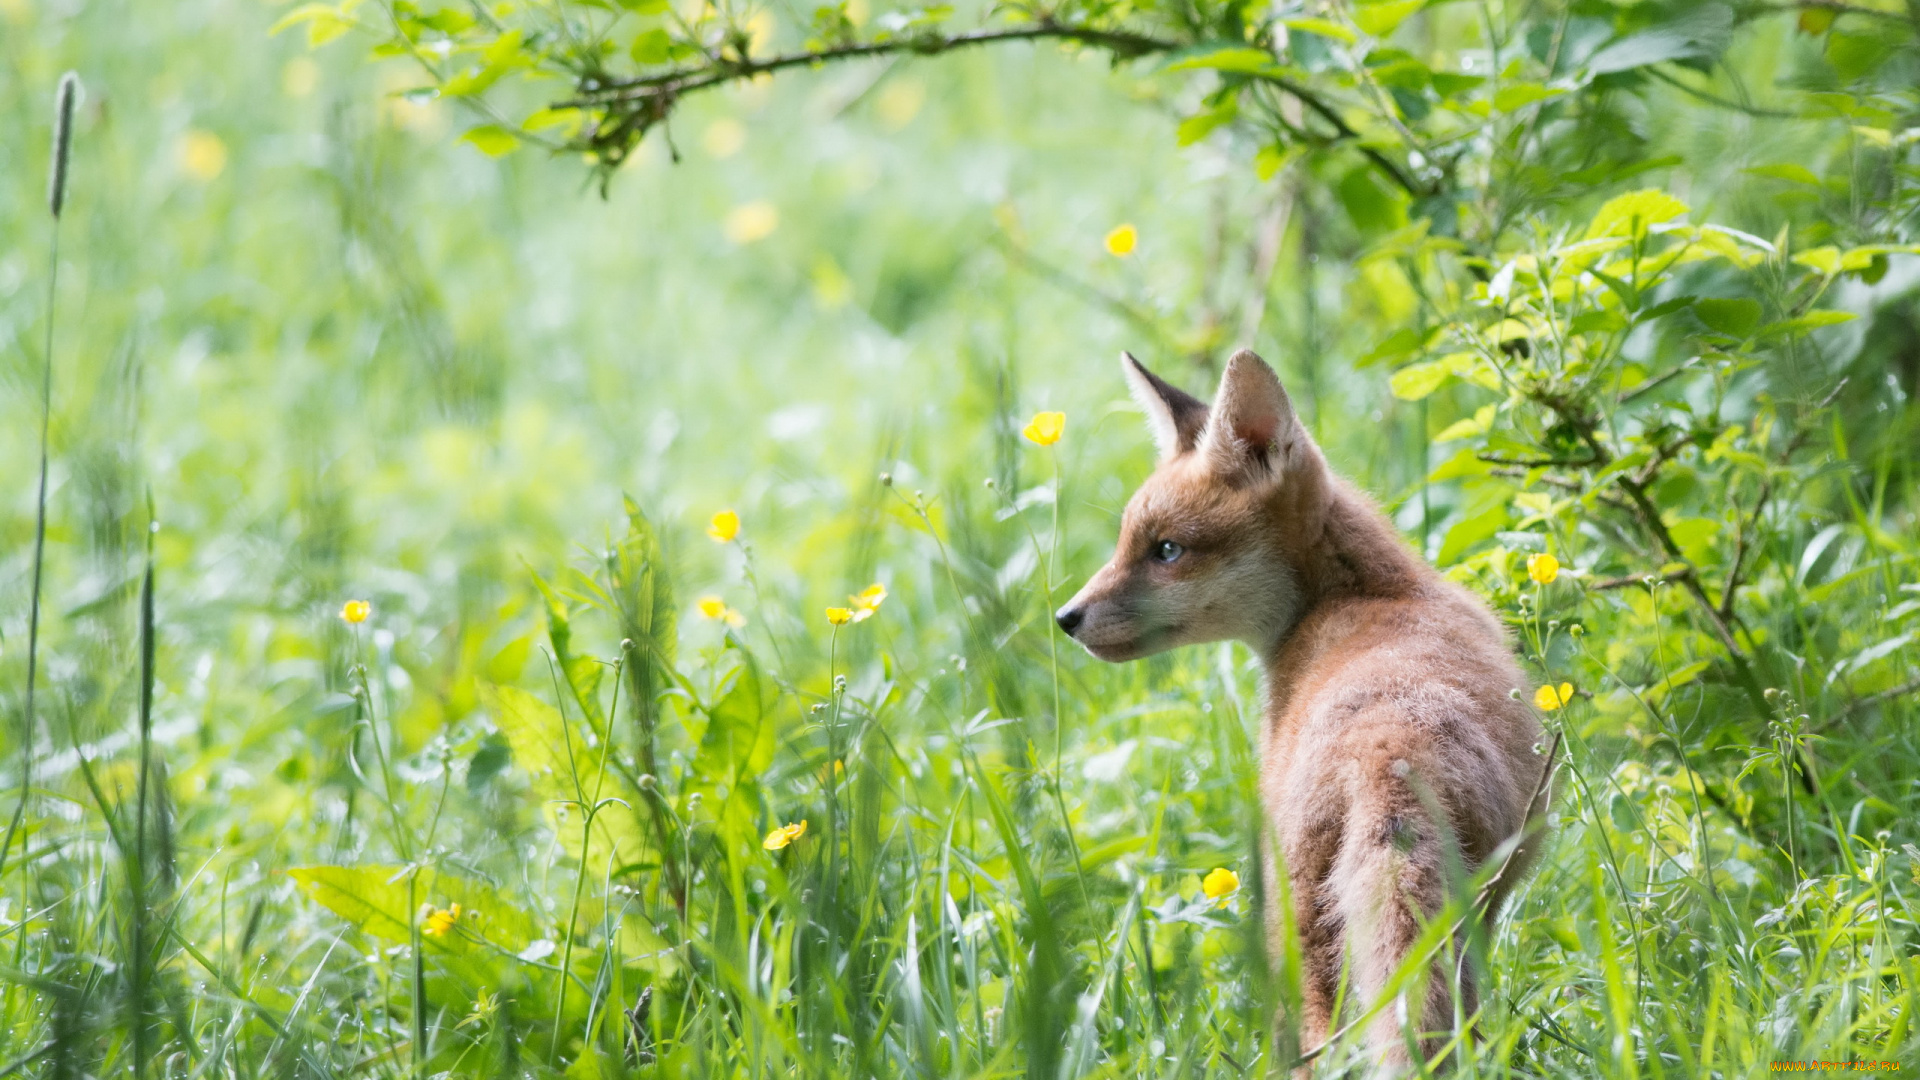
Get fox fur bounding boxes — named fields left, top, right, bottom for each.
left=1057, top=349, right=1550, bottom=1073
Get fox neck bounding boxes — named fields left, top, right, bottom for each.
left=1254, top=449, right=1426, bottom=658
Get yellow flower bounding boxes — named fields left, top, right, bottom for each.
left=697, top=596, right=746, bottom=627
left=723, top=201, right=779, bottom=244
left=763, top=819, right=808, bottom=850
left=1527, top=552, right=1561, bottom=585
left=845, top=583, right=887, bottom=622
left=1104, top=223, right=1138, bottom=257
left=1202, top=867, right=1239, bottom=904
left=708, top=509, right=740, bottom=543
left=1022, top=411, right=1066, bottom=447
left=422, top=903, right=462, bottom=937
left=826, top=607, right=854, bottom=626
left=179, top=130, right=228, bottom=182
left=341, top=600, right=371, bottom=624
left=1534, top=683, right=1574, bottom=711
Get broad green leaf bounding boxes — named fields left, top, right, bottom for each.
left=482, top=683, right=578, bottom=788
left=694, top=650, right=775, bottom=782
left=1353, top=0, right=1423, bottom=37
left=1745, top=163, right=1822, bottom=187
left=288, top=865, right=540, bottom=951
left=1792, top=246, right=1843, bottom=276
left=1390, top=358, right=1451, bottom=400
left=462, top=125, right=520, bottom=157
left=1176, top=105, right=1236, bottom=146
left=1645, top=660, right=1712, bottom=707
left=1434, top=403, right=1497, bottom=442
left=631, top=27, right=672, bottom=64
left=1491, top=82, right=1561, bottom=112
left=269, top=3, right=358, bottom=48
left=1282, top=17, right=1357, bottom=45
left=1166, top=46, right=1279, bottom=75
left=1585, top=189, right=1688, bottom=240
left=1693, top=297, right=1762, bottom=337
left=1759, top=309, right=1856, bottom=337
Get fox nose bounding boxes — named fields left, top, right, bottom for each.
left=1055, top=605, right=1085, bottom=636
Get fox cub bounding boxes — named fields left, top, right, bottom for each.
left=1057, top=350, right=1550, bottom=1071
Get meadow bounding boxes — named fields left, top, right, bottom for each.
left=3, top=0, right=1920, bottom=1075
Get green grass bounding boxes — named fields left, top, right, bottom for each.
left=4, top=0, right=1920, bottom=1076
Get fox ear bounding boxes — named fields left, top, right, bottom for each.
left=1122, top=352, right=1208, bottom=460
left=1200, top=349, right=1299, bottom=481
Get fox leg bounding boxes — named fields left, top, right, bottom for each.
left=1330, top=791, right=1468, bottom=1074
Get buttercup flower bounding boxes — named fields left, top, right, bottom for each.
left=422, top=903, right=462, bottom=937
left=1105, top=223, right=1138, bottom=257
left=1023, top=411, right=1066, bottom=447
left=1527, top=552, right=1560, bottom=585
left=826, top=607, right=854, bottom=626
left=341, top=600, right=370, bottom=624
left=763, top=820, right=808, bottom=850
left=697, top=595, right=746, bottom=628
left=1534, top=683, right=1574, bottom=711
left=708, top=509, right=740, bottom=543
left=1202, top=867, right=1239, bottom=905
left=845, top=583, right=887, bottom=622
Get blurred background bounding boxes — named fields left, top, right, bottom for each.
left=5, top=0, right=1920, bottom=1073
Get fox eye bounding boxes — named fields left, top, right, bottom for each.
left=1151, top=540, right=1184, bottom=564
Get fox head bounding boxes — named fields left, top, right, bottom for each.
left=1056, top=349, right=1330, bottom=662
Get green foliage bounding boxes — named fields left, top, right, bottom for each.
left=5, top=0, right=1920, bottom=1075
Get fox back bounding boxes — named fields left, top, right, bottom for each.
left=1058, top=350, right=1549, bottom=1074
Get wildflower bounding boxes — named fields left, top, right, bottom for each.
left=1534, top=683, right=1574, bottom=711
left=708, top=509, right=740, bottom=543
left=1202, top=867, right=1239, bottom=905
left=763, top=819, right=808, bottom=850
left=697, top=595, right=746, bottom=628
left=422, top=902, right=462, bottom=937
left=1022, top=411, right=1066, bottom=447
left=1527, top=552, right=1560, bottom=585
left=179, top=130, right=228, bottom=182
left=341, top=599, right=371, bottom=624
left=1105, top=223, right=1138, bottom=257
left=826, top=606, right=854, bottom=626
left=723, top=201, right=779, bottom=244
left=847, top=583, right=887, bottom=622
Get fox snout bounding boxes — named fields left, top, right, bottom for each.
left=1054, top=568, right=1155, bottom=662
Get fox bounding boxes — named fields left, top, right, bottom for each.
left=1056, top=349, right=1552, bottom=1073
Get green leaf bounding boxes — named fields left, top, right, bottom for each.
left=1693, top=297, right=1761, bottom=337
left=1585, top=189, right=1689, bottom=240
left=1352, top=0, right=1423, bottom=37
left=1758, top=309, right=1856, bottom=338
left=461, top=125, right=520, bottom=157
left=1491, top=82, right=1562, bottom=112
left=694, top=650, right=775, bottom=783
left=1165, top=46, right=1279, bottom=75
left=288, top=865, right=540, bottom=951
left=1360, top=325, right=1430, bottom=368
left=1793, top=246, right=1842, bottom=276
left=1745, top=163, right=1822, bottom=187
left=269, top=3, right=358, bottom=48
left=1430, top=72, right=1484, bottom=98
left=1390, top=359, right=1451, bottom=401
left=631, top=27, right=672, bottom=64
left=617, top=0, right=672, bottom=11
left=1828, top=31, right=1895, bottom=81
left=1281, top=17, right=1357, bottom=45
left=1176, top=105, right=1236, bottom=146
left=482, top=683, right=576, bottom=788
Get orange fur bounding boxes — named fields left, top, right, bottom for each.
left=1059, top=350, right=1549, bottom=1073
